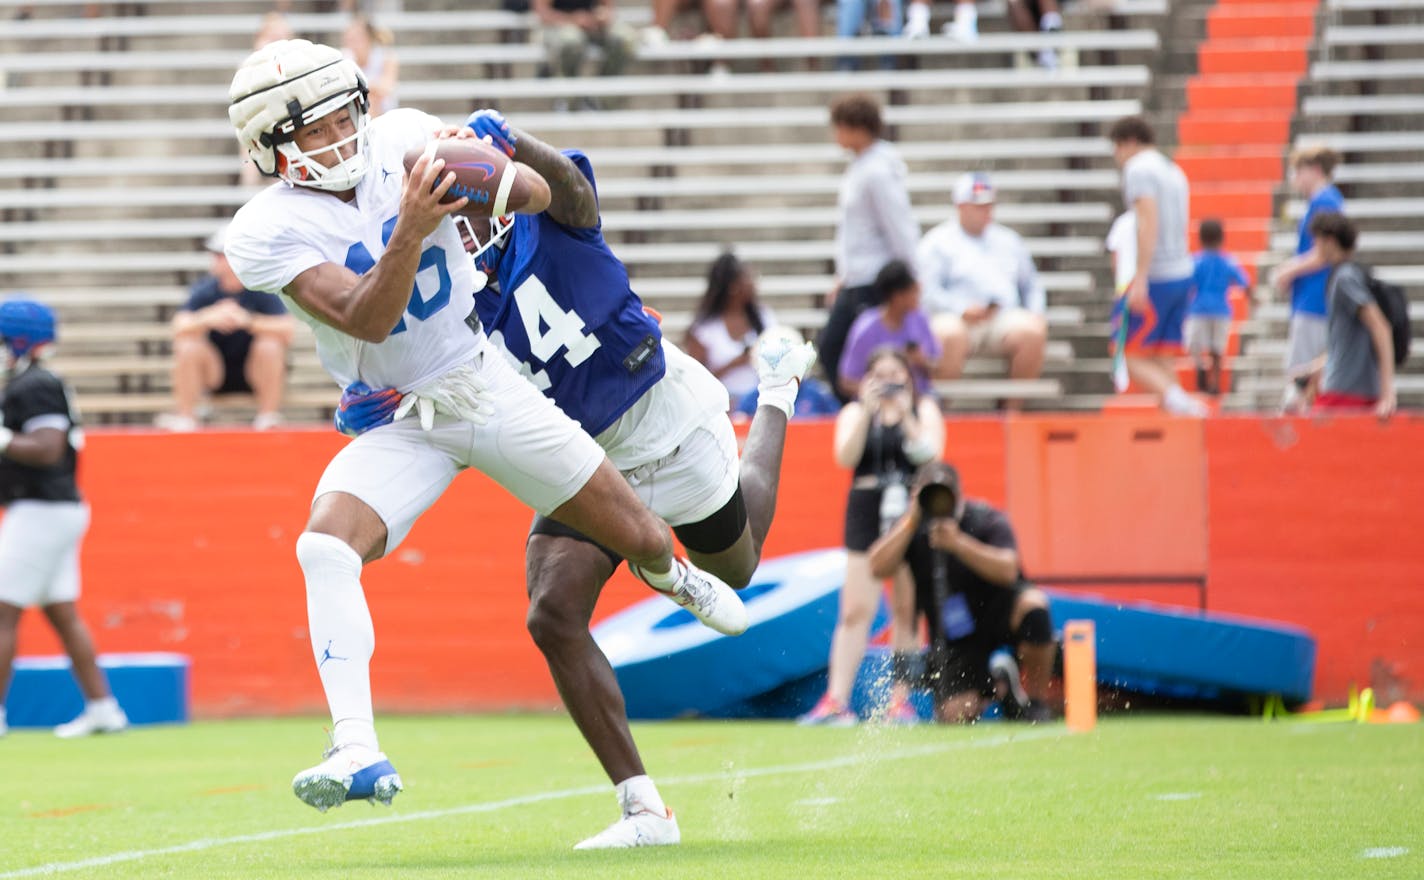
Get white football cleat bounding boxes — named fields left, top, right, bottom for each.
left=292, top=743, right=403, bottom=812
left=634, top=558, right=748, bottom=636
left=574, top=807, right=681, bottom=850
left=54, top=700, right=128, bottom=739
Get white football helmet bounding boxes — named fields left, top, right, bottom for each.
left=229, top=39, right=371, bottom=192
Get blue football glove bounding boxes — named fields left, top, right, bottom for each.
left=334, top=381, right=404, bottom=437
left=465, top=109, right=517, bottom=158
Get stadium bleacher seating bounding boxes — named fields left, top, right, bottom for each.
left=0, top=0, right=1175, bottom=422
left=5, top=0, right=1417, bottom=421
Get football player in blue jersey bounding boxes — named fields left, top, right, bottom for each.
left=337, top=110, right=817, bottom=849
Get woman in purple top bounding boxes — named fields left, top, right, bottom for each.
left=836, top=260, right=941, bottom=400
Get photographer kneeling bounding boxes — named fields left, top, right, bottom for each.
left=868, top=462, right=1055, bottom=723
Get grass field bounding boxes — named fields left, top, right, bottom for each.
left=2, top=714, right=1420, bottom=879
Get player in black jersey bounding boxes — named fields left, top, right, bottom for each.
left=0, top=300, right=127, bottom=738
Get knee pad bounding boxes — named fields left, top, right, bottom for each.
left=1015, top=606, right=1053, bottom=645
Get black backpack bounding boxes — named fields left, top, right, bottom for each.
left=1358, top=264, right=1412, bottom=367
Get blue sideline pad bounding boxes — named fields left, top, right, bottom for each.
left=1045, top=593, right=1316, bottom=704
left=595, top=549, right=878, bottom=719
left=597, top=548, right=1319, bottom=719
left=5, top=652, right=190, bottom=728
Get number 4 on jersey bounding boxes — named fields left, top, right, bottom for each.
left=514, top=277, right=601, bottom=368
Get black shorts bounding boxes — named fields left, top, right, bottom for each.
left=925, top=588, right=1021, bottom=701
left=528, top=485, right=748, bottom=570
left=213, top=336, right=253, bottom=395
left=843, top=486, right=885, bottom=552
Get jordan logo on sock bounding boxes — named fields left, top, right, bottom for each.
left=318, top=640, right=349, bottom=668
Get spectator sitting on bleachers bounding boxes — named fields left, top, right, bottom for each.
left=1186, top=219, right=1249, bottom=397
left=647, top=0, right=818, bottom=43
left=533, top=0, right=638, bottom=98
left=683, top=252, right=779, bottom=410
left=916, top=172, right=1048, bottom=390
left=1270, top=146, right=1345, bottom=415
left=838, top=260, right=940, bottom=400
left=158, top=227, right=295, bottom=433
left=903, top=0, right=977, bottom=41
left=1307, top=213, right=1396, bottom=421
left=342, top=15, right=399, bottom=116
left=819, top=93, right=920, bottom=402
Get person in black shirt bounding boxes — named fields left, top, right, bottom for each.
left=161, top=225, right=295, bottom=432
left=868, top=461, right=1055, bottom=723
left=799, top=347, right=944, bottom=725
left=0, top=299, right=128, bottom=738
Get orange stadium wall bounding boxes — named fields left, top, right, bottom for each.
left=12, top=415, right=1423, bottom=714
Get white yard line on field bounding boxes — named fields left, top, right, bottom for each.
left=2, top=727, right=1058, bottom=878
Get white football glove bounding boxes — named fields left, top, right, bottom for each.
left=394, top=362, right=493, bottom=430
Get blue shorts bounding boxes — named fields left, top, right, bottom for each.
left=1110, top=276, right=1193, bottom=356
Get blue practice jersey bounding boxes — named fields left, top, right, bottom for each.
left=476, top=150, right=665, bottom=436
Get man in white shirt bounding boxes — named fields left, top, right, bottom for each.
left=916, top=173, right=1048, bottom=384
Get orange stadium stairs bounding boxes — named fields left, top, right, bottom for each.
left=1173, top=0, right=1322, bottom=393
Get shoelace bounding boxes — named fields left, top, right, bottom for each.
left=672, top=570, right=718, bottom=616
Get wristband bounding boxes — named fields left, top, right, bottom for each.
left=0, top=427, right=14, bottom=455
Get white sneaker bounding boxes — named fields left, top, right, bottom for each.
left=903, top=2, right=930, bottom=39
left=292, top=743, right=403, bottom=812
left=54, top=700, right=128, bottom=738
left=574, top=807, right=681, bottom=850
left=634, top=558, right=748, bottom=636
left=944, top=14, right=978, bottom=42
left=154, top=413, right=199, bottom=433
left=252, top=411, right=282, bottom=431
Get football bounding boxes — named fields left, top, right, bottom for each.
left=401, top=138, right=544, bottom=218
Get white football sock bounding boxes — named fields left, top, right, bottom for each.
left=86, top=696, right=119, bottom=714
left=616, top=774, right=668, bottom=816
left=296, top=532, right=379, bottom=751
left=636, top=557, right=680, bottom=593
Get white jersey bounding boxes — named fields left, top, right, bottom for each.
left=225, top=108, right=482, bottom=392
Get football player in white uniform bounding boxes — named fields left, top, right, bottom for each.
left=223, top=39, right=747, bottom=813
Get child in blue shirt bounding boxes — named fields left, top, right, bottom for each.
left=1186, top=219, right=1250, bottom=395
left=1270, top=146, right=1345, bottom=412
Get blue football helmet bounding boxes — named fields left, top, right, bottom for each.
left=0, top=298, right=57, bottom=358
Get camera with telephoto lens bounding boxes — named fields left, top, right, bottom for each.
left=916, top=463, right=961, bottom=521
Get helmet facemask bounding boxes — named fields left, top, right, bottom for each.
left=455, top=215, right=516, bottom=292
left=271, top=92, right=371, bottom=192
